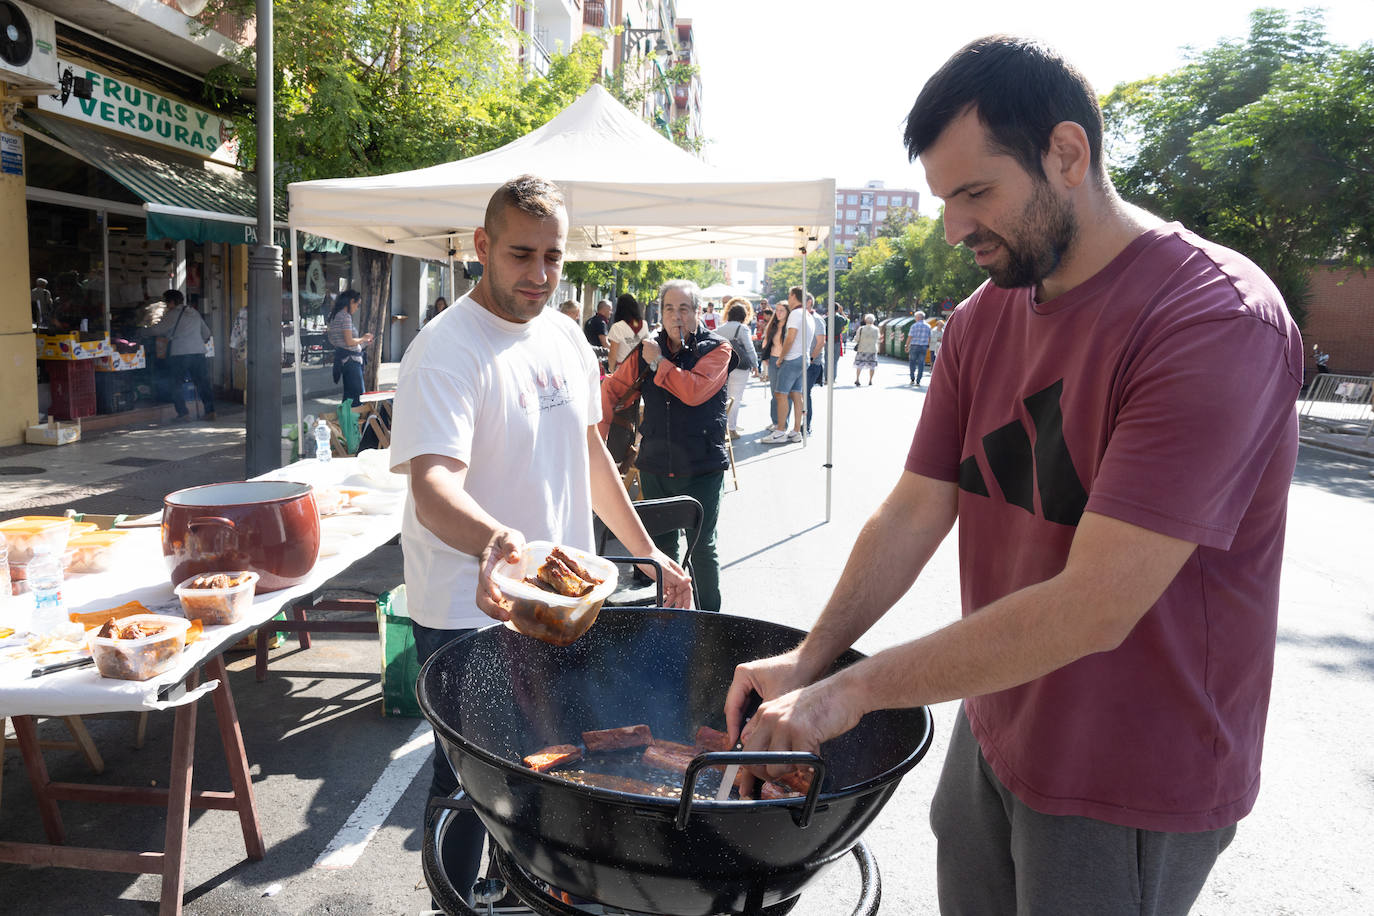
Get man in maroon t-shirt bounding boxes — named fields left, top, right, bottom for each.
left=726, top=36, right=1300, bottom=915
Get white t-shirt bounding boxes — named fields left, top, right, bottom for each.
left=389, top=295, right=602, bottom=630
left=606, top=319, right=651, bottom=370
left=781, top=308, right=808, bottom=361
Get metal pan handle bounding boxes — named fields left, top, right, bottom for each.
left=678, top=751, right=828, bottom=830
left=601, top=555, right=664, bottom=606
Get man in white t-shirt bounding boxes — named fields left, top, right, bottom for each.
left=763, top=286, right=813, bottom=444
left=388, top=174, right=691, bottom=905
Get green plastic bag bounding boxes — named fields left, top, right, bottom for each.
left=376, top=585, right=421, bottom=717
left=338, top=398, right=362, bottom=455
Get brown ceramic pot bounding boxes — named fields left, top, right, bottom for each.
left=162, top=481, right=320, bottom=592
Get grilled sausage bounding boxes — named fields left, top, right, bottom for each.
left=522, top=744, right=583, bottom=773
left=641, top=743, right=698, bottom=774
left=694, top=726, right=732, bottom=752
left=582, top=724, right=654, bottom=752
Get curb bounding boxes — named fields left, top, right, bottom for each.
left=1298, top=435, right=1374, bottom=461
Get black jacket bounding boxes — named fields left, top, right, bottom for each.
left=636, top=328, right=731, bottom=477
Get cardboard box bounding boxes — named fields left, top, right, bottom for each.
left=36, top=333, right=113, bottom=361
left=25, top=420, right=81, bottom=446
left=95, top=348, right=147, bottom=372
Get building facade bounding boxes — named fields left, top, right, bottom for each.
left=0, top=0, right=269, bottom=445
left=834, top=180, right=921, bottom=251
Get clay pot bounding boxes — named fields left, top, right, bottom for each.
left=162, top=481, right=320, bottom=592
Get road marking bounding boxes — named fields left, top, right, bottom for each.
left=315, top=722, right=432, bottom=869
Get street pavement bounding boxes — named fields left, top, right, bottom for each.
left=1, top=352, right=1372, bottom=915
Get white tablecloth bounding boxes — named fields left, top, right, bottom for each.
left=0, top=457, right=404, bottom=718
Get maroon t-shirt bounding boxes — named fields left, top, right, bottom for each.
left=906, top=223, right=1301, bottom=831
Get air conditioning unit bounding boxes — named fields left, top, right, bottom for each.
left=0, top=0, right=58, bottom=93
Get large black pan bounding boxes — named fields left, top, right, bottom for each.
left=418, top=608, right=934, bottom=916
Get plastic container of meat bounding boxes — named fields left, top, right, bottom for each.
left=65, top=529, right=135, bottom=574
left=490, top=541, right=617, bottom=646
left=174, top=571, right=259, bottom=626
left=88, top=614, right=190, bottom=681
left=0, top=516, right=74, bottom=570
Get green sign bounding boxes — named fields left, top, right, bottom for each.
left=38, top=57, right=233, bottom=160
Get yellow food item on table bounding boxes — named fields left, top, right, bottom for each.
left=69, top=600, right=152, bottom=629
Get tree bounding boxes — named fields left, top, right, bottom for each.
left=763, top=248, right=831, bottom=304
left=205, top=0, right=606, bottom=389
left=1102, top=8, right=1372, bottom=326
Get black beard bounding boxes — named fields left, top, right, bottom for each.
left=972, top=181, right=1077, bottom=290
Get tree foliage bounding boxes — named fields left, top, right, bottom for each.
left=203, top=1, right=616, bottom=386
left=825, top=213, right=984, bottom=316
left=1102, top=8, right=1373, bottom=327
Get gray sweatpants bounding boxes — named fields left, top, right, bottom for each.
left=930, top=706, right=1236, bottom=915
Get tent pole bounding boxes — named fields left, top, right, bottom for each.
left=825, top=229, right=836, bottom=522
left=447, top=237, right=456, bottom=302
left=290, top=225, right=304, bottom=445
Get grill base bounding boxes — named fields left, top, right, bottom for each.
left=424, top=793, right=881, bottom=916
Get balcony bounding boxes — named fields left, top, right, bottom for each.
left=584, top=0, right=607, bottom=28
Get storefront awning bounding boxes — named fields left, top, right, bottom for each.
left=20, top=110, right=340, bottom=251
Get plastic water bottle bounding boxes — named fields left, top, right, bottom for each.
left=27, top=545, right=65, bottom=634
left=315, top=419, right=332, bottom=462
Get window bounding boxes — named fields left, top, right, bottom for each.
left=861, top=193, right=873, bottom=206
left=876, top=210, right=887, bottom=223
left=846, top=194, right=858, bottom=205
left=846, top=209, right=857, bottom=221
left=877, top=195, right=888, bottom=206
left=861, top=208, right=872, bottom=221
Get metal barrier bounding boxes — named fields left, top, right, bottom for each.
left=1299, top=372, right=1374, bottom=437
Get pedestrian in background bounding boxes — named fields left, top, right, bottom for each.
left=149, top=289, right=215, bottom=421
left=606, top=293, right=652, bottom=372
left=803, top=294, right=826, bottom=435
left=763, top=286, right=808, bottom=444
left=600, top=279, right=732, bottom=610
left=558, top=300, right=581, bottom=322
left=327, top=289, right=373, bottom=406
left=906, top=310, right=931, bottom=385
left=929, top=318, right=944, bottom=369
left=853, top=313, right=881, bottom=386
left=717, top=298, right=759, bottom=439
left=584, top=299, right=612, bottom=348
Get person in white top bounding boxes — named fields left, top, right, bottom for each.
left=388, top=174, right=691, bottom=906
left=605, top=292, right=652, bottom=372
left=762, top=286, right=811, bottom=444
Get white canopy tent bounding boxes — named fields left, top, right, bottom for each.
left=286, top=84, right=841, bottom=515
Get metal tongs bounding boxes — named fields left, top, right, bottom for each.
left=715, top=690, right=763, bottom=800
left=30, top=656, right=95, bottom=678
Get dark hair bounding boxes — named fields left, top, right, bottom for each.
left=788, top=285, right=804, bottom=303
left=903, top=35, right=1105, bottom=184
left=484, top=174, right=565, bottom=240
left=613, top=293, right=642, bottom=325
left=726, top=304, right=747, bottom=323
left=330, top=289, right=362, bottom=319
left=766, top=302, right=789, bottom=341
left=163, top=289, right=185, bottom=307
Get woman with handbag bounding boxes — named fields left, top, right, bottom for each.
left=148, top=289, right=215, bottom=422
left=717, top=298, right=759, bottom=439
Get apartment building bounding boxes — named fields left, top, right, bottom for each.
left=834, top=180, right=921, bottom=250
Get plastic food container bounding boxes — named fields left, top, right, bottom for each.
left=0, top=516, right=74, bottom=570
left=174, top=571, right=259, bottom=625
left=491, top=541, right=617, bottom=646
left=88, top=614, right=190, bottom=681
left=351, top=491, right=404, bottom=515
left=66, top=530, right=135, bottom=574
